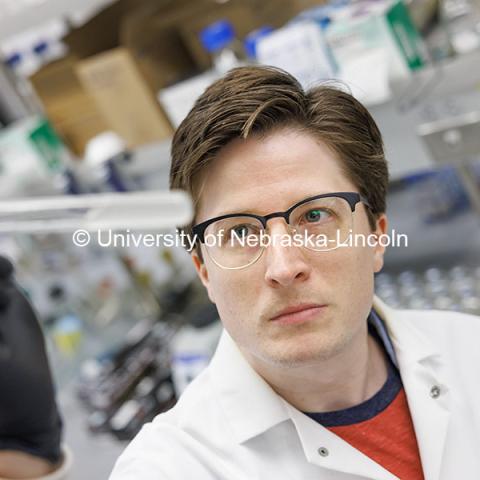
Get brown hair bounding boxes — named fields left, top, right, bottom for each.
left=170, top=66, right=388, bottom=255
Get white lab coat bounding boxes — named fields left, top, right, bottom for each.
left=109, top=296, right=480, bottom=479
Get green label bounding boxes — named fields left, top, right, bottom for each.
left=28, top=118, right=63, bottom=172
left=386, top=0, right=425, bottom=70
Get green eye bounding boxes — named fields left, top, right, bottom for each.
left=232, top=225, right=249, bottom=237
left=305, top=209, right=326, bottom=222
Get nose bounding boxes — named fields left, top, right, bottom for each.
left=263, top=219, right=311, bottom=288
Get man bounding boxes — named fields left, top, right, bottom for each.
left=110, top=66, right=480, bottom=479
left=0, top=256, right=68, bottom=480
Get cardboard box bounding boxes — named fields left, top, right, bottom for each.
left=65, top=0, right=198, bottom=91
left=55, top=104, right=110, bottom=156
left=30, top=57, right=109, bottom=155
left=76, top=48, right=174, bottom=148
left=63, top=0, right=169, bottom=59
left=120, top=1, right=198, bottom=91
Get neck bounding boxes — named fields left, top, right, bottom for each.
left=244, top=325, right=389, bottom=413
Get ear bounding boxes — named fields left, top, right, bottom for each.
left=191, top=250, right=216, bottom=304
left=372, top=214, right=388, bottom=273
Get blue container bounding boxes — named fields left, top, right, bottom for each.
left=200, top=20, right=236, bottom=53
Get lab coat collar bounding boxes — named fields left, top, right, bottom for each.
left=372, top=296, right=442, bottom=365
left=373, top=296, right=452, bottom=480
left=209, top=329, right=290, bottom=444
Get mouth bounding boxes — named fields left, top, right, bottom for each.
left=269, top=304, right=327, bottom=326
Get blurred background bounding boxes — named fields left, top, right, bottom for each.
left=0, top=0, right=480, bottom=478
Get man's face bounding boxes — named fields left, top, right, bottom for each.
left=192, top=129, right=388, bottom=368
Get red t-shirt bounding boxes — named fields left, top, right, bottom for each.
left=329, top=387, right=424, bottom=479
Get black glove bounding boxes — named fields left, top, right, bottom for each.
left=0, top=256, right=63, bottom=464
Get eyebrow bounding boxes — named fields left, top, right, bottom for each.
left=213, top=207, right=259, bottom=217
left=212, top=192, right=330, bottom=218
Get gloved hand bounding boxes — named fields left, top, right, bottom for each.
left=0, top=256, right=63, bottom=468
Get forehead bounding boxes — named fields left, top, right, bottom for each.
left=195, top=129, right=357, bottom=222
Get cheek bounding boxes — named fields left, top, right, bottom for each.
left=206, top=268, right=259, bottom=333
left=318, top=244, right=376, bottom=302
left=343, top=246, right=376, bottom=304
left=319, top=247, right=376, bottom=339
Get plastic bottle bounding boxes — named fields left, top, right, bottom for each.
left=32, top=38, right=67, bottom=65
left=2, top=52, right=43, bottom=117
left=82, top=131, right=133, bottom=192
left=47, top=284, right=84, bottom=358
left=199, top=20, right=247, bottom=75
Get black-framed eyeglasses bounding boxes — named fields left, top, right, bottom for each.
left=192, top=192, right=371, bottom=270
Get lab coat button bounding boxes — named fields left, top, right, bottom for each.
left=317, top=447, right=329, bottom=457
left=430, top=385, right=441, bottom=398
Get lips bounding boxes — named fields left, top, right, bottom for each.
left=270, top=303, right=326, bottom=322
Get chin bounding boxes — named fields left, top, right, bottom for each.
left=261, top=334, right=346, bottom=368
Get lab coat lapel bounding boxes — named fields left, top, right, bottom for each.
left=397, top=358, right=451, bottom=480
left=209, top=330, right=291, bottom=443
left=374, top=297, right=452, bottom=480
left=285, top=402, right=399, bottom=480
